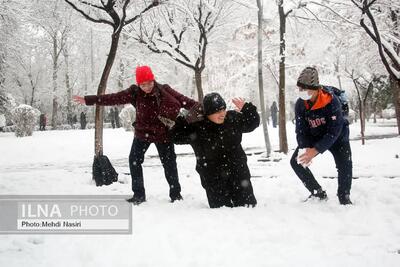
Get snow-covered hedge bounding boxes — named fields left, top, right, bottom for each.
left=382, top=108, right=396, bottom=119
left=11, top=104, right=40, bottom=137
left=119, top=105, right=136, bottom=131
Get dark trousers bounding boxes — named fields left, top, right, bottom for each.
left=200, top=173, right=257, bottom=208
left=272, top=115, right=277, bottom=128
left=129, top=138, right=181, bottom=198
left=290, top=141, right=353, bottom=197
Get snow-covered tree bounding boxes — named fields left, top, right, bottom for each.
left=64, top=0, right=159, bottom=160
left=129, top=0, right=235, bottom=101
left=11, top=104, right=40, bottom=137
left=350, top=0, right=400, bottom=134
left=25, top=1, right=75, bottom=128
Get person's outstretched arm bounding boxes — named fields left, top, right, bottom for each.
left=73, top=85, right=139, bottom=106
left=163, top=85, right=198, bottom=110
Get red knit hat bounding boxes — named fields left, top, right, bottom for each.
left=135, top=66, right=155, bottom=85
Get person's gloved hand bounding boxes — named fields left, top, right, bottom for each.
left=185, top=103, right=204, bottom=124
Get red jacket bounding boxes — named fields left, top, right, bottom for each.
left=84, top=82, right=197, bottom=143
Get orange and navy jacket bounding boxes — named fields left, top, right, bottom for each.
left=295, top=89, right=349, bottom=153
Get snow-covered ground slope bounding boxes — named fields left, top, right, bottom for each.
left=0, top=120, right=399, bottom=267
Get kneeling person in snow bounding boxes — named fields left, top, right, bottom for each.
left=170, top=93, right=259, bottom=208
left=291, top=66, right=353, bottom=205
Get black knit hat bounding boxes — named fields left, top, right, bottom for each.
left=297, top=67, right=320, bottom=90
left=203, top=92, right=226, bottom=116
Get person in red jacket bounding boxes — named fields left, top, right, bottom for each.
left=74, top=66, right=197, bottom=204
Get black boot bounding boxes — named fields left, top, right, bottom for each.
left=338, top=194, right=352, bottom=205
left=305, top=189, right=328, bottom=202
left=170, top=193, right=183, bottom=203
left=127, top=194, right=146, bottom=205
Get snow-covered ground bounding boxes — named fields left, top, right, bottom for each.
left=0, top=119, right=399, bottom=267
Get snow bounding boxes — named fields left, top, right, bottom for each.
left=0, top=120, right=400, bottom=266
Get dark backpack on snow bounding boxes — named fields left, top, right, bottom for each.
left=92, top=155, right=118, bottom=186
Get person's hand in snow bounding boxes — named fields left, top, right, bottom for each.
left=297, top=147, right=319, bottom=167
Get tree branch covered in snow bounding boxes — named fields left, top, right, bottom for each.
left=351, top=0, right=400, bottom=80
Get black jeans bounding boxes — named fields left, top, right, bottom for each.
left=129, top=138, right=181, bottom=198
left=199, top=172, right=257, bottom=208
left=290, top=141, right=352, bottom=197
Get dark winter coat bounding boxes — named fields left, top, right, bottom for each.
left=39, top=114, right=46, bottom=126
left=295, top=89, right=349, bottom=153
left=84, top=82, right=197, bottom=143
left=80, top=112, right=87, bottom=129
left=170, top=102, right=260, bottom=187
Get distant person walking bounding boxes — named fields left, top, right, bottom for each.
left=39, top=113, right=47, bottom=131
left=80, top=112, right=87, bottom=130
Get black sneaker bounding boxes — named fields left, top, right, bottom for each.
left=170, top=193, right=183, bottom=203
left=305, top=189, right=328, bottom=202
left=126, top=194, right=146, bottom=205
left=338, top=194, right=352, bottom=205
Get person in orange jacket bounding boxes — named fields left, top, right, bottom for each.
left=291, top=67, right=353, bottom=205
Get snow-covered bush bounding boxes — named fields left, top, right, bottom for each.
left=119, top=105, right=136, bottom=131
left=11, top=104, right=40, bottom=137
left=382, top=108, right=396, bottom=119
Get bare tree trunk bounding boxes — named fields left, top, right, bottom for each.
left=194, top=69, right=204, bottom=102
left=94, top=32, right=121, bottom=156
left=64, top=43, right=73, bottom=126
left=257, top=0, right=271, bottom=157
left=83, top=61, right=88, bottom=95
left=278, top=2, right=288, bottom=154
left=118, top=58, right=125, bottom=91
left=0, top=53, right=5, bottom=90
left=353, top=79, right=365, bottom=145
left=390, top=9, right=400, bottom=135
left=390, top=75, right=400, bottom=134
left=89, top=28, right=95, bottom=124
left=51, top=36, right=58, bottom=129
left=372, top=100, right=377, bottom=124
left=29, top=74, right=36, bottom=107
left=359, top=101, right=366, bottom=145
left=90, top=28, right=95, bottom=87
left=334, top=59, right=343, bottom=90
